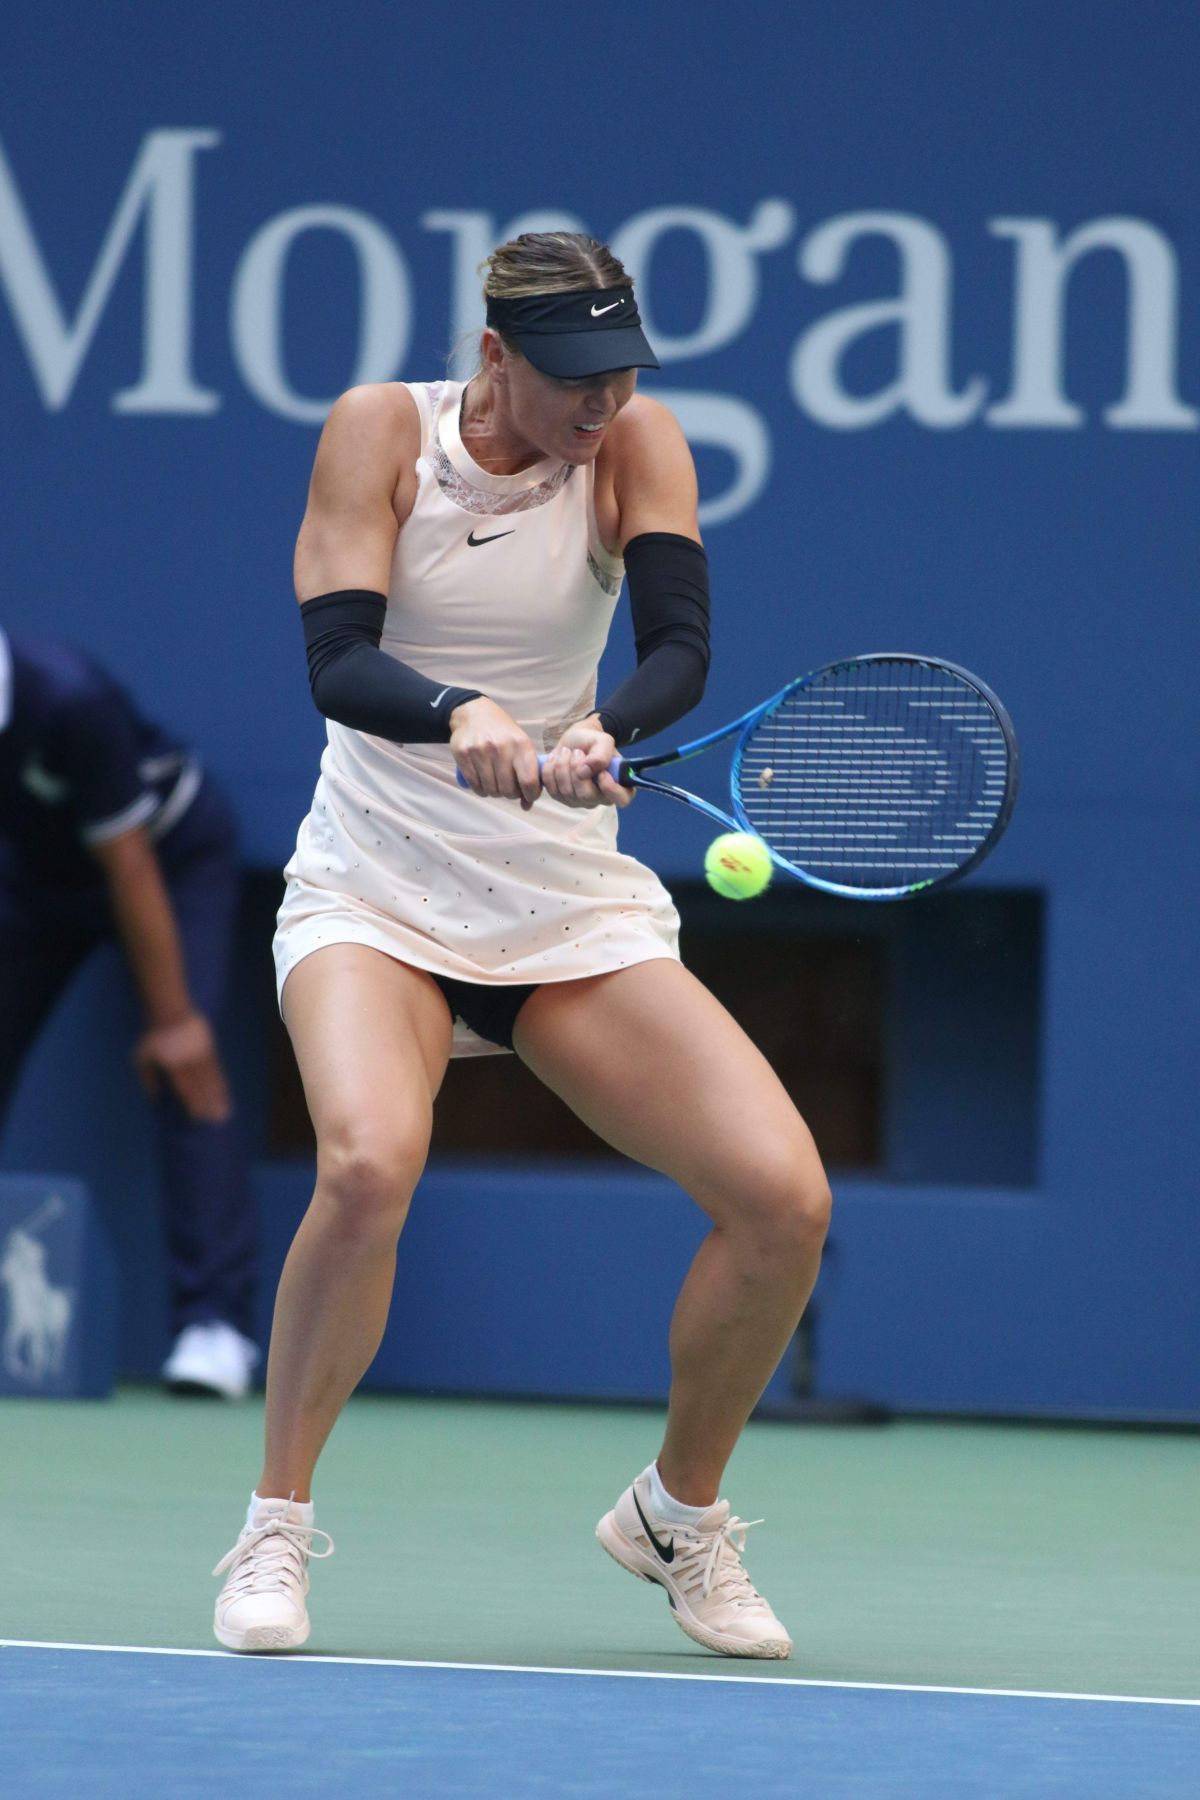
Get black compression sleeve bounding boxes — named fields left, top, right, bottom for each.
left=301, top=590, right=483, bottom=742
left=594, top=533, right=711, bottom=747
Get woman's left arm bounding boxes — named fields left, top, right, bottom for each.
left=543, top=399, right=710, bottom=808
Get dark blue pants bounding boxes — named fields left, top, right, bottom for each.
left=0, top=778, right=257, bottom=1339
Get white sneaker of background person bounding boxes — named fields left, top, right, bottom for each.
left=213, top=1494, right=335, bottom=1652
left=161, top=1321, right=260, bottom=1400
left=596, top=1462, right=793, bottom=1659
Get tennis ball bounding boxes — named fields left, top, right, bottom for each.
left=704, top=832, right=772, bottom=900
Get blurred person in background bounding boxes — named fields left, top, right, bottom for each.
left=0, top=625, right=258, bottom=1397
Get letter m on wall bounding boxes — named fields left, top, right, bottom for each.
left=0, top=130, right=220, bottom=413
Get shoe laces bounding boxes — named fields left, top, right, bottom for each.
left=212, top=1515, right=335, bottom=1596
left=678, top=1514, right=768, bottom=1611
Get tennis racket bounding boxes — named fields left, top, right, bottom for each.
left=458, top=654, right=1019, bottom=900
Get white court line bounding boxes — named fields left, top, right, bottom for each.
left=2, top=1641, right=1198, bottom=1709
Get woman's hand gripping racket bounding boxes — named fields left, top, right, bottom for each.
left=458, top=654, right=1019, bottom=900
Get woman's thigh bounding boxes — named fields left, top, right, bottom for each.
left=281, top=944, right=453, bottom=1165
left=514, top=959, right=828, bottom=1226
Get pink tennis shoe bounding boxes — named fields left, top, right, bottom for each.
left=596, top=1470, right=793, bottom=1659
left=213, top=1497, right=334, bottom=1652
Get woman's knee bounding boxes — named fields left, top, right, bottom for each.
left=314, top=1124, right=429, bottom=1240
left=722, top=1146, right=833, bottom=1258
left=793, top=1173, right=834, bottom=1247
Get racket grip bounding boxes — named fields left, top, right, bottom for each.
left=455, top=754, right=625, bottom=790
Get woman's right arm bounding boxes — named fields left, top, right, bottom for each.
left=294, top=386, right=541, bottom=802
left=295, top=382, right=413, bottom=598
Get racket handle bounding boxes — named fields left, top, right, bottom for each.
left=455, top=754, right=625, bottom=790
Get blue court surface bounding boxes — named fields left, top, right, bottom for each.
left=3, top=1644, right=1198, bottom=1797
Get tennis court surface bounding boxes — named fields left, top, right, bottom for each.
left=3, top=1391, right=1197, bottom=1794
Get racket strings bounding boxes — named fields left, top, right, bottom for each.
left=736, top=660, right=1010, bottom=891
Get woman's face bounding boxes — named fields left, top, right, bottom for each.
left=494, top=342, right=638, bottom=463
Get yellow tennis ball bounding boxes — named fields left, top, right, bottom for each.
left=704, top=832, right=772, bottom=900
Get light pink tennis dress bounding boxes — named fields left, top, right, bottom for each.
left=273, top=379, right=681, bottom=1055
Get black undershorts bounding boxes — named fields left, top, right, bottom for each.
left=429, top=974, right=538, bottom=1050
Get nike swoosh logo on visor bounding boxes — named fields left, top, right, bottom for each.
left=632, top=1490, right=675, bottom=1564
left=591, top=300, right=622, bottom=317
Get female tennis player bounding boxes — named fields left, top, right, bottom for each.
left=212, top=233, right=831, bottom=1660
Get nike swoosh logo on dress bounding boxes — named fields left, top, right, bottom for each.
left=466, top=529, right=515, bottom=547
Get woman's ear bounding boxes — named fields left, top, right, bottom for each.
left=480, top=328, right=506, bottom=383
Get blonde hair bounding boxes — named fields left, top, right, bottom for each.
left=481, top=231, right=632, bottom=300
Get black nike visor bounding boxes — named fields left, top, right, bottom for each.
left=485, top=287, right=660, bottom=379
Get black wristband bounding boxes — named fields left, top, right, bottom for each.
left=595, top=642, right=707, bottom=747
left=301, top=590, right=483, bottom=742
left=594, top=534, right=710, bottom=747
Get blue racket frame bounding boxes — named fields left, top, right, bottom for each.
left=613, top=653, right=1020, bottom=901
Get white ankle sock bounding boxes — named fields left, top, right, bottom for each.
left=248, top=1491, right=314, bottom=1528
left=643, top=1462, right=713, bottom=1525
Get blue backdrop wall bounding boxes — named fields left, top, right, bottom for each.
left=2, top=1, right=1196, bottom=1415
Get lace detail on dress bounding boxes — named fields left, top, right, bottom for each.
left=587, top=550, right=623, bottom=597
left=426, top=439, right=575, bottom=516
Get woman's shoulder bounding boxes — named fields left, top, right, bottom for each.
left=602, top=392, right=691, bottom=466
left=325, top=380, right=422, bottom=437
left=612, top=391, right=684, bottom=435
left=601, top=392, right=696, bottom=489
left=313, top=382, right=426, bottom=485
